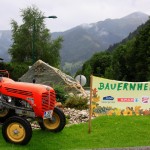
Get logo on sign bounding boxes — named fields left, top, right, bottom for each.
left=103, top=96, right=114, bottom=100
left=134, top=98, right=139, bottom=102
left=142, top=96, right=149, bottom=103
left=118, top=98, right=134, bottom=102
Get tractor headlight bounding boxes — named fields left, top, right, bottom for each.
left=0, top=94, right=12, bottom=103
left=0, top=93, right=2, bottom=100
left=7, top=96, right=12, bottom=102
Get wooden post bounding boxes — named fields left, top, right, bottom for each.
left=88, top=75, right=93, bottom=133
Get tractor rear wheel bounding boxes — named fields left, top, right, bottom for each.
left=2, top=116, right=32, bottom=145
left=39, top=107, right=66, bottom=132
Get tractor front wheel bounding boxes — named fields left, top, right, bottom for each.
left=2, top=116, right=32, bottom=145
left=39, top=107, right=66, bottom=132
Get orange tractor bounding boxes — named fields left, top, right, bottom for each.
left=0, top=70, right=66, bottom=145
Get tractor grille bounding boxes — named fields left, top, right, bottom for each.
left=42, top=91, right=56, bottom=112
left=5, top=87, right=33, bottom=96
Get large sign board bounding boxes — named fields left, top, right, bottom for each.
left=91, top=76, right=150, bottom=116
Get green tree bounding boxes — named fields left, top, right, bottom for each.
left=81, top=60, right=92, bottom=86
left=90, top=52, right=111, bottom=77
left=79, top=51, right=112, bottom=86
left=126, top=19, right=150, bottom=81
left=9, top=5, right=63, bottom=68
left=111, top=44, right=128, bottom=80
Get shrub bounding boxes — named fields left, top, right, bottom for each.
left=64, top=94, right=88, bottom=110
left=53, top=84, right=68, bottom=104
left=0, top=62, right=29, bottom=81
left=9, top=63, right=29, bottom=81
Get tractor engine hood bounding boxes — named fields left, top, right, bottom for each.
left=3, top=82, right=54, bottom=94
left=0, top=77, right=54, bottom=95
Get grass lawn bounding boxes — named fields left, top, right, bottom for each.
left=0, top=115, right=150, bottom=150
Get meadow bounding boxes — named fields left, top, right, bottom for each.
left=0, top=115, right=150, bottom=150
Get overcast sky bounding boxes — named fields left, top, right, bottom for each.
left=0, top=0, right=150, bottom=32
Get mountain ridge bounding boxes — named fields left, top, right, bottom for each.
left=52, top=12, right=149, bottom=74
left=0, top=12, right=149, bottom=74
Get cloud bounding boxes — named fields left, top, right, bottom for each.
left=0, top=0, right=150, bottom=32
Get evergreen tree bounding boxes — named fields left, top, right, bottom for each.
left=126, top=19, right=150, bottom=81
